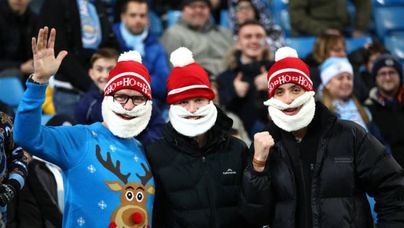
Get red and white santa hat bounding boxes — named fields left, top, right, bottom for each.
left=104, top=51, right=152, bottom=99
left=266, top=47, right=313, bottom=98
left=166, top=47, right=215, bottom=104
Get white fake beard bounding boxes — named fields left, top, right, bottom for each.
left=169, top=101, right=218, bottom=137
left=264, top=91, right=316, bottom=132
left=102, top=96, right=152, bottom=138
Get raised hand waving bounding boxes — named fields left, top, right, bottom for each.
left=31, top=26, right=68, bottom=83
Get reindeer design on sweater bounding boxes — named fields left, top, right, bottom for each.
left=96, top=145, right=154, bottom=228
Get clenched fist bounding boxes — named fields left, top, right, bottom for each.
left=253, top=132, right=274, bottom=171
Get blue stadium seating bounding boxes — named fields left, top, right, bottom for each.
left=345, top=36, right=372, bottom=53
left=384, top=34, right=404, bottom=61
left=0, top=77, right=24, bottom=110
left=373, top=6, right=404, bottom=38
left=220, top=10, right=230, bottom=28
left=285, top=36, right=316, bottom=58
left=373, top=0, right=404, bottom=7
left=271, top=0, right=291, bottom=36
left=149, top=10, right=163, bottom=37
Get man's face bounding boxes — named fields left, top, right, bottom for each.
left=175, top=97, right=210, bottom=119
left=235, top=1, right=256, bottom=24
left=325, top=72, right=353, bottom=100
left=8, top=0, right=30, bottom=15
left=237, top=24, right=266, bottom=60
left=273, top=83, right=306, bottom=115
left=89, top=58, right=117, bottom=91
left=121, top=1, right=148, bottom=35
left=376, top=66, right=401, bottom=95
left=182, top=1, right=210, bottom=29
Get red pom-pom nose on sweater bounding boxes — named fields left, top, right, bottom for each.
left=132, top=212, right=144, bottom=224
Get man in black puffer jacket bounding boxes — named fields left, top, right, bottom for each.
left=146, top=47, right=250, bottom=227
left=241, top=47, right=404, bottom=228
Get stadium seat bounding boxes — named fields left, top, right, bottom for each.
left=149, top=10, right=163, bottom=37
left=345, top=36, right=372, bottom=53
left=166, top=10, right=182, bottom=28
left=384, top=34, right=404, bottom=60
left=373, top=0, right=404, bottom=7
left=285, top=36, right=316, bottom=58
left=272, top=0, right=291, bottom=36
left=373, top=6, right=404, bottom=38
left=0, top=77, right=24, bottom=110
left=220, top=10, right=230, bottom=28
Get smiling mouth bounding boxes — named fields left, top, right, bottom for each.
left=185, top=116, right=203, bottom=120
left=282, top=107, right=300, bottom=116
left=115, top=112, right=136, bottom=120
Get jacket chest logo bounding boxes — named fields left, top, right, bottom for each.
left=223, top=168, right=237, bottom=175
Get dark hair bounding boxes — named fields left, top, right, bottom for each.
left=90, top=48, right=119, bottom=68
left=236, top=20, right=266, bottom=35
left=121, top=0, right=148, bottom=14
left=363, top=42, right=386, bottom=64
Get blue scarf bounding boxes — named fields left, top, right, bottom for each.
left=119, top=23, right=148, bottom=56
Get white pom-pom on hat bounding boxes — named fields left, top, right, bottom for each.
left=275, top=46, right=298, bottom=62
left=170, top=47, right=195, bottom=67
left=117, top=50, right=142, bottom=63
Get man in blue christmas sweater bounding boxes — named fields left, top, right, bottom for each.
left=14, top=27, right=155, bottom=228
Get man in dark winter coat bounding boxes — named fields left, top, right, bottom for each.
left=146, top=47, right=250, bottom=227
left=365, top=54, right=404, bottom=167
left=241, top=47, right=404, bottom=228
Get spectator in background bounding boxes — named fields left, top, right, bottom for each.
left=228, top=0, right=284, bottom=53
left=75, top=48, right=165, bottom=145
left=0, top=111, right=29, bottom=227
left=289, top=0, right=371, bottom=37
left=318, top=57, right=383, bottom=140
left=365, top=54, right=404, bottom=167
left=113, top=0, right=170, bottom=109
left=161, top=0, right=233, bottom=76
left=218, top=21, right=272, bottom=138
left=357, top=42, right=387, bottom=96
left=146, top=47, right=251, bottom=227
left=75, top=48, right=119, bottom=125
left=38, top=0, right=118, bottom=118
left=0, top=0, right=36, bottom=81
left=306, top=32, right=368, bottom=101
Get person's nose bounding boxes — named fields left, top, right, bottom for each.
left=123, top=99, right=136, bottom=111
left=283, top=92, right=294, bottom=105
left=188, top=101, right=198, bottom=113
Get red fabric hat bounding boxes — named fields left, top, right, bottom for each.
left=104, top=51, right=152, bottom=99
left=266, top=47, right=313, bottom=98
left=166, top=47, right=215, bottom=104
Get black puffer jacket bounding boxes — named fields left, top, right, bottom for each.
left=365, top=87, right=404, bottom=168
left=146, top=107, right=250, bottom=228
left=241, top=102, right=404, bottom=228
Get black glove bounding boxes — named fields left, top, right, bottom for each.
left=0, top=183, right=17, bottom=206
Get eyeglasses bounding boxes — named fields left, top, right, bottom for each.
left=112, top=94, right=147, bottom=105
left=377, top=70, right=399, bottom=78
